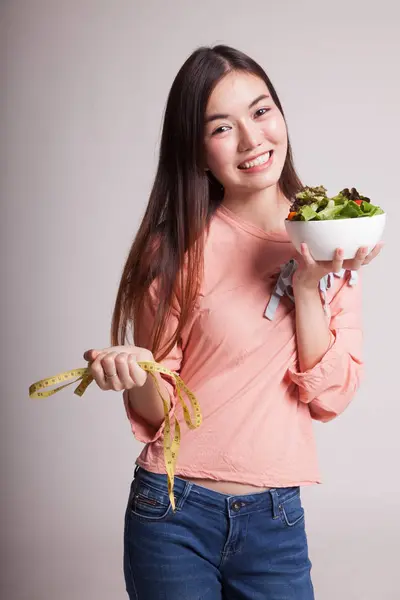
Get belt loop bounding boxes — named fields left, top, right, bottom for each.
left=269, top=489, right=280, bottom=520
left=175, top=480, right=193, bottom=510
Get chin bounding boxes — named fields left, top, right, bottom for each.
left=220, top=165, right=284, bottom=194
left=247, top=173, right=282, bottom=192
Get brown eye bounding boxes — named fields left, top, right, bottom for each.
left=254, top=107, right=270, bottom=118
left=212, top=126, right=231, bottom=136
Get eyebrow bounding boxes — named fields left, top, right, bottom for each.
left=205, top=94, right=270, bottom=124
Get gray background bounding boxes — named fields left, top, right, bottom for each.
left=1, top=1, right=399, bottom=598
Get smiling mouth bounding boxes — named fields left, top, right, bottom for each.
left=238, top=151, right=273, bottom=170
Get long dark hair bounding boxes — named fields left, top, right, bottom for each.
left=111, top=45, right=302, bottom=359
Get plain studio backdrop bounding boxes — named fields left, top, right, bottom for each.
left=1, top=1, right=399, bottom=599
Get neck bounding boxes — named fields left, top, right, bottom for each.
left=222, top=185, right=291, bottom=233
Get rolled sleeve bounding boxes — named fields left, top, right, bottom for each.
left=288, top=272, right=364, bottom=422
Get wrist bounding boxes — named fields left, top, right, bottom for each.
left=292, top=272, right=320, bottom=293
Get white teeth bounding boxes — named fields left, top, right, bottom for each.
left=239, top=151, right=271, bottom=170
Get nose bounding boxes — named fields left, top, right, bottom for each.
left=238, top=121, right=263, bottom=153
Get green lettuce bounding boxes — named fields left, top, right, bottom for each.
left=288, top=187, right=384, bottom=221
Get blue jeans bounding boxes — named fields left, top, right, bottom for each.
left=124, top=467, right=315, bottom=600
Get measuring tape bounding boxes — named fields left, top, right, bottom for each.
left=29, top=361, right=202, bottom=511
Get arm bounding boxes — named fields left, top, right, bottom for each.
left=124, top=370, right=172, bottom=434
left=292, top=283, right=333, bottom=373
left=123, top=282, right=183, bottom=443
left=289, top=271, right=363, bottom=422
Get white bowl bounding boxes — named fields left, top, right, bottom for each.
left=285, top=213, right=386, bottom=260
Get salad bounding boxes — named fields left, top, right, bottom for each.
left=287, top=186, right=385, bottom=221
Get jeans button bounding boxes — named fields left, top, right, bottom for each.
left=231, top=501, right=244, bottom=512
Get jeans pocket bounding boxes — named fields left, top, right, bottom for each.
left=128, top=480, right=173, bottom=522
left=279, top=491, right=305, bottom=527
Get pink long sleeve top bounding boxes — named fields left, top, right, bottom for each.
left=123, top=204, right=363, bottom=488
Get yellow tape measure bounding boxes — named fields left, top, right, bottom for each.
left=29, top=361, right=202, bottom=511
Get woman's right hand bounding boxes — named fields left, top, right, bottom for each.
left=83, top=345, right=154, bottom=392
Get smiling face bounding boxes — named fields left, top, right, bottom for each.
left=204, top=71, right=288, bottom=200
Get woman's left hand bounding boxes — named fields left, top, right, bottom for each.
left=292, top=242, right=384, bottom=290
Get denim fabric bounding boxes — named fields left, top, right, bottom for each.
left=123, top=467, right=314, bottom=600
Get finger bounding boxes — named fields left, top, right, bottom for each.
left=300, top=243, right=315, bottom=267
left=363, top=242, right=384, bottom=265
left=332, top=248, right=344, bottom=273
left=128, top=355, right=148, bottom=387
left=350, top=246, right=369, bottom=270
left=84, top=349, right=100, bottom=362
left=113, top=353, right=135, bottom=391
left=89, top=351, right=110, bottom=389
left=101, top=352, right=120, bottom=385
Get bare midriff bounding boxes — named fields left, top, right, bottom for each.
left=179, top=476, right=271, bottom=495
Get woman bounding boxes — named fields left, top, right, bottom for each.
left=84, top=45, right=382, bottom=599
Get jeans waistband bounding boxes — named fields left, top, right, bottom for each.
left=134, top=466, right=300, bottom=517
